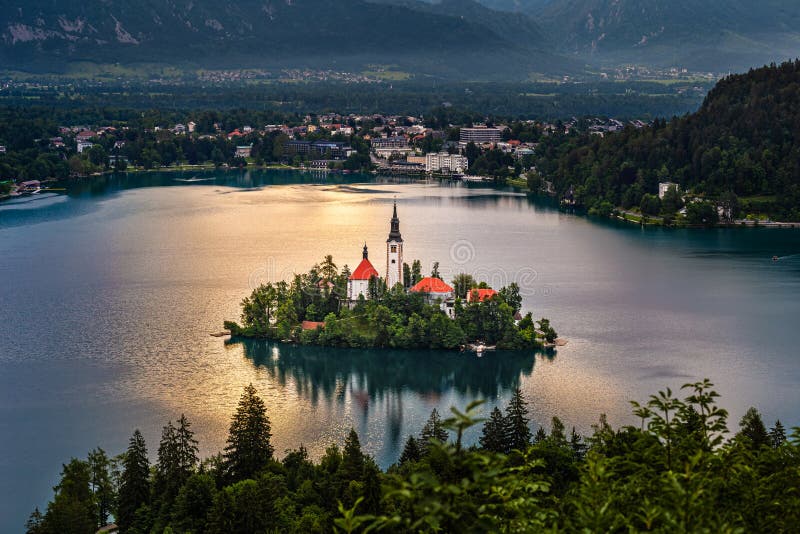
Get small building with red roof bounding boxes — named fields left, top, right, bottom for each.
left=347, top=244, right=379, bottom=302
left=410, top=277, right=455, bottom=300
left=467, top=288, right=498, bottom=303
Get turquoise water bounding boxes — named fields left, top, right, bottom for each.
left=2, top=169, right=800, bottom=532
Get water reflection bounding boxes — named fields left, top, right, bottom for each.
left=229, top=339, right=552, bottom=448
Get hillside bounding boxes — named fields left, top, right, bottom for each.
left=541, top=60, right=800, bottom=221
left=0, top=0, right=569, bottom=79
left=539, top=0, right=800, bottom=71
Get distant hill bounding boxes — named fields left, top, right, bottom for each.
left=547, top=60, right=800, bottom=221
left=0, top=0, right=571, bottom=79
left=538, top=0, right=800, bottom=71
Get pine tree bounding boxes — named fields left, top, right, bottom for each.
left=223, top=384, right=274, bottom=482
left=117, top=429, right=150, bottom=533
left=550, top=416, right=566, bottom=444
left=504, top=388, right=532, bottom=451
left=420, top=408, right=448, bottom=453
left=87, top=447, right=115, bottom=529
left=399, top=435, right=421, bottom=465
left=340, top=428, right=365, bottom=482
left=534, top=427, right=548, bottom=443
left=41, top=459, right=97, bottom=534
left=25, top=507, right=44, bottom=534
left=479, top=407, right=508, bottom=453
left=569, top=427, right=587, bottom=461
left=769, top=420, right=787, bottom=448
left=738, top=407, right=770, bottom=450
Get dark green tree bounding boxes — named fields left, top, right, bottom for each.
left=87, top=447, right=115, bottom=529
left=479, top=406, right=508, bottom=453
left=117, top=430, right=150, bottom=533
left=738, top=407, right=770, bottom=450
left=399, top=435, right=421, bottom=465
left=223, top=384, right=274, bottom=482
left=505, top=388, right=532, bottom=451
left=769, top=420, right=787, bottom=448
left=40, top=459, right=96, bottom=534
left=420, top=408, right=448, bottom=452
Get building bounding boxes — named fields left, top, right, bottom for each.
left=77, top=141, right=93, bottom=153
left=659, top=182, right=679, bottom=199
left=371, top=136, right=412, bottom=159
left=0, top=145, right=5, bottom=153
left=386, top=202, right=403, bottom=288
left=409, top=276, right=455, bottom=303
left=467, top=288, right=498, bottom=303
left=347, top=244, right=379, bottom=302
left=235, top=145, right=253, bottom=158
left=425, top=152, right=468, bottom=174
left=459, top=127, right=501, bottom=144
left=284, top=140, right=353, bottom=160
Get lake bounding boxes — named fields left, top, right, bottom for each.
left=2, top=169, right=800, bottom=532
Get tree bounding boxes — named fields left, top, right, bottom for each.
left=505, top=388, right=532, bottom=451
left=452, top=273, right=477, bottom=299
left=25, top=508, right=44, bottom=534
left=499, top=283, right=522, bottom=314
left=420, top=408, right=448, bottom=452
left=399, top=436, right=421, bottom=465
left=223, top=384, right=274, bottom=482
left=171, top=473, right=217, bottom=534
left=40, top=459, right=96, bottom=534
left=769, top=420, right=787, bottom=448
left=640, top=194, right=662, bottom=216
left=661, top=185, right=684, bottom=214
left=87, top=448, right=115, bottom=529
left=153, top=414, right=199, bottom=527
left=340, top=429, right=365, bottom=482
left=117, top=430, right=150, bottom=533
left=686, top=201, right=719, bottom=226
left=431, top=261, right=441, bottom=280
left=411, top=260, right=423, bottom=285
left=479, top=407, right=508, bottom=453
left=738, top=407, right=770, bottom=450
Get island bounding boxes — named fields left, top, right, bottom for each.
left=225, top=203, right=557, bottom=351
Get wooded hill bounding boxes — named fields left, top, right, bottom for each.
left=539, top=60, right=800, bottom=222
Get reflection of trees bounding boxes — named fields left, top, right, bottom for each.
left=229, top=339, right=547, bottom=405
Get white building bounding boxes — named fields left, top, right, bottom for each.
left=347, top=244, right=379, bottom=302
left=386, top=202, right=404, bottom=289
left=77, top=141, right=93, bottom=154
left=659, top=182, right=679, bottom=199
left=425, top=153, right=468, bottom=174
left=459, top=126, right=501, bottom=144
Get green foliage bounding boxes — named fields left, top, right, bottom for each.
left=117, top=430, right=150, bottom=533
left=540, top=61, right=800, bottom=222
left=31, top=379, right=800, bottom=534
left=223, top=384, right=274, bottom=484
left=228, top=257, right=548, bottom=351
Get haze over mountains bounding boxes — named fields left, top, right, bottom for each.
left=1, top=0, right=799, bottom=79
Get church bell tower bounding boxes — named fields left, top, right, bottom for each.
left=386, top=201, right=403, bottom=289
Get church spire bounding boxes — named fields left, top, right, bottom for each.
left=363, top=243, right=369, bottom=259
left=388, top=200, right=403, bottom=242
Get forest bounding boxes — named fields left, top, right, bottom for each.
left=26, top=379, right=799, bottom=533
left=225, top=256, right=556, bottom=351
left=535, top=60, right=800, bottom=222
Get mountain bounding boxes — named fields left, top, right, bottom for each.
left=539, top=0, right=800, bottom=71
left=0, top=0, right=571, bottom=79
left=547, top=60, right=800, bottom=221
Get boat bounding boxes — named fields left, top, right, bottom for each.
left=773, top=255, right=780, bottom=262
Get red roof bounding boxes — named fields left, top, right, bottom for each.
left=301, top=321, right=325, bottom=331
left=350, top=258, right=379, bottom=280
left=410, top=277, right=454, bottom=294
left=468, top=288, right=498, bottom=303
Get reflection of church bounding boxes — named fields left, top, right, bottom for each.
left=346, top=201, right=405, bottom=301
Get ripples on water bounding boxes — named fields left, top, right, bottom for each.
left=2, top=169, right=800, bottom=532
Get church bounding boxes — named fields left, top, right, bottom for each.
left=346, top=202, right=404, bottom=302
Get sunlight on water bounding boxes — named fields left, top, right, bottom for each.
left=2, top=170, right=800, bottom=531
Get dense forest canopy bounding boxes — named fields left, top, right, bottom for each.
left=542, top=61, right=800, bottom=221
left=26, top=379, right=800, bottom=533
